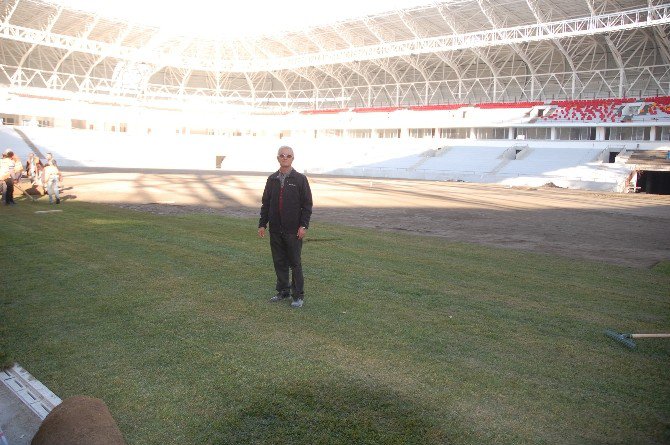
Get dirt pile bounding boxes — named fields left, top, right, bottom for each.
left=31, top=396, right=126, bottom=445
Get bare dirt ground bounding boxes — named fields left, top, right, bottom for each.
left=55, top=168, right=670, bottom=268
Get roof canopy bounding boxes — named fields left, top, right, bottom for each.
left=1, top=0, right=669, bottom=109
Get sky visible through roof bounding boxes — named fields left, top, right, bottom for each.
left=49, top=0, right=436, bottom=38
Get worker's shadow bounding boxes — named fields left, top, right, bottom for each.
left=206, top=377, right=450, bottom=443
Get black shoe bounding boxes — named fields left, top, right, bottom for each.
left=56, top=198, right=60, bottom=204
left=269, top=293, right=290, bottom=302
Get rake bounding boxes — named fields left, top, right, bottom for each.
left=604, top=329, right=670, bottom=349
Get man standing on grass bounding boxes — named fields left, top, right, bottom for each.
left=258, top=146, right=313, bottom=308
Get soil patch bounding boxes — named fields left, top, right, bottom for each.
left=55, top=170, right=670, bottom=269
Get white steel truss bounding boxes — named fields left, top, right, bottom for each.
left=1, top=4, right=668, bottom=71
left=1, top=0, right=669, bottom=108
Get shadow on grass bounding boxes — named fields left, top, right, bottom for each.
left=208, top=378, right=449, bottom=445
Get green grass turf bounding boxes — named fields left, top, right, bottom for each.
left=1, top=200, right=669, bottom=445
left=652, top=260, right=670, bottom=276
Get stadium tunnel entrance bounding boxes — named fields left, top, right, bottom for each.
left=638, top=170, right=670, bottom=194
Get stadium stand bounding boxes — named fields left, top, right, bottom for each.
left=19, top=127, right=228, bottom=170
left=495, top=147, right=604, bottom=177
left=408, top=104, right=466, bottom=111
left=0, top=127, right=34, bottom=161
left=419, top=146, right=510, bottom=174
left=640, top=97, right=670, bottom=118
left=542, top=98, right=636, bottom=122
left=299, top=108, right=348, bottom=115
left=352, top=107, right=401, bottom=113
left=307, top=139, right=435, bottom=175
left=3, top=94, right=670, bottom=192
left=476, top=101, right=544, bottom=109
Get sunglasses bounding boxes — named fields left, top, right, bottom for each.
left=277, top=154, right=293, bottom=159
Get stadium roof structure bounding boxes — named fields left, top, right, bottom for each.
left=1, top=0, right=669, bottom=111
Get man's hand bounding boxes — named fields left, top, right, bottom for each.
left=297, top=226, right=307, bottom=240
left=258, top=227, right=265, bottom=238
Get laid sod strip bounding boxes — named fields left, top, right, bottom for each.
left=1, top=201, right=669, bottom=445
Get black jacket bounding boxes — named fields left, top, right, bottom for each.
left=259, top=169, right=313, bottom=233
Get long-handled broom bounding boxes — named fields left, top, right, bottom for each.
left=604, top=329, right=670, bottom=349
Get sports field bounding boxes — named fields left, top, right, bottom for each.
left=1, top=171, right=669, bottom=444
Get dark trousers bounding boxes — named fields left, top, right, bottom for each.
left=3, top=178, right=14, bottom=204
left=270, top=231, right=304, bottom=299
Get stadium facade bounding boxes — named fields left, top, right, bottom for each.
left=1, top=0, right=669, bottom=193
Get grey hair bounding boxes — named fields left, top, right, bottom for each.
left=277, top=145, right=294, bottom=156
